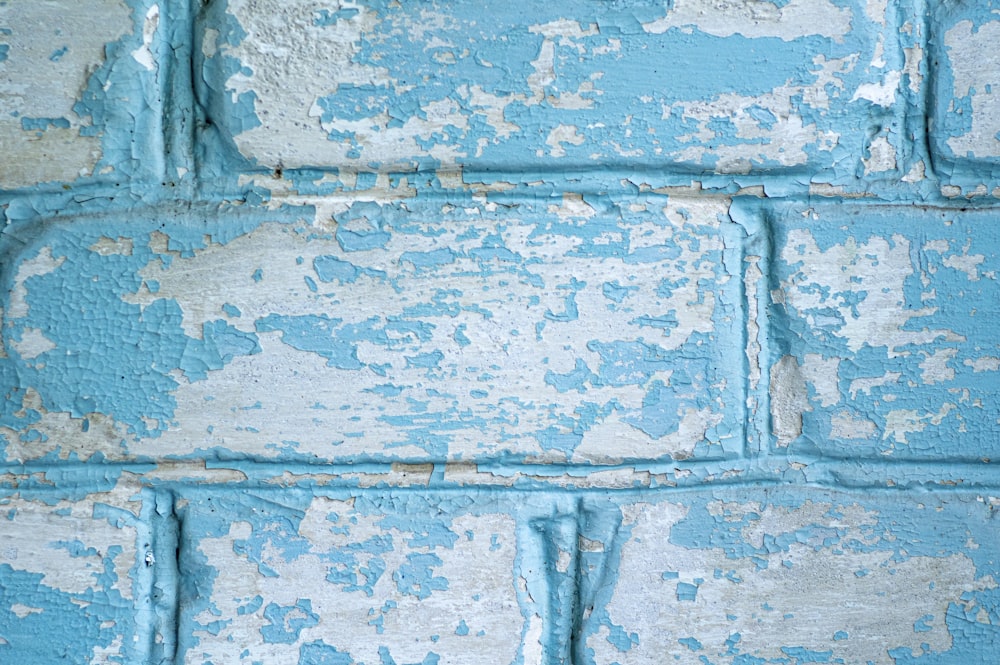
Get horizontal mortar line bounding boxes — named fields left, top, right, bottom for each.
left=11, top=187, right=1000, bottom=219
left=3, top=457, right=999, bottom=471
left=224, top=161, right=937, bottom=185
left=4, top=474, right=1000, bottom=497
left=2, top=459, right=999, bottom=491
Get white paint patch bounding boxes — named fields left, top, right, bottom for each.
left=770, top=355, right=807, bottom=447
left=849, top=372, right=901, bottom=399
left=965, top=357, right=1000, bottom=372
left=850, top=70, right=901, bottom=107
left=6, top=247, right=67, bottom=320
left=131, top=5, right=160, bottom=71
left=9, top=327, right=57, bottom=360
left=830, top=410, right=878, bottom=439
left=863, top=134, right=897, bottom=174
left=89, top=236, right=135, bottom=256
left=544, top=124, right=585, bottom=157
left=883, top=404, right=956, bottom=444
left=944, top=20, right=1000, bottom=158
left=919, top=348, right=958, bottom=385
left=643, top=0, right=852, bottom=42
left=904, top=43, right=923, bottom=93
left=9, top=604, right=43, bottom=618
left=800, top=354, right=841, bottom=407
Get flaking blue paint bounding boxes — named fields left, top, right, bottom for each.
left=181, top=0, right=929, bottom=198
left=1, top=0, right=1000, bottom=662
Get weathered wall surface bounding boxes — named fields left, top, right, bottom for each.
left=1, top=1, right=999, bottom=663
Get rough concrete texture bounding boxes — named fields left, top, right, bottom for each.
left=1, top=0, right=1000, bottom=663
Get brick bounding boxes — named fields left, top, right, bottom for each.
left=0, top=0, right=163, bottom=190
left=0, top=484, right=152, bottom=663
left=766, top=202, right=1000, bottom=460
left=198, top=0, right=906, bottom=182
left=583, top=489, right=1000, bottom=664
left=175, top=489, right=559, bottom=665
left=929, top=2, right=1000, bottom=192
left=0, top=195, right=746, bottom=465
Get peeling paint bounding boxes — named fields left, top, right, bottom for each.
left=1, top=1, right=1000, bottom=662
left=196, top=0, right=907, bottom=187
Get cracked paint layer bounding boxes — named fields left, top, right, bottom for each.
left=174, top=487, right=1000, bottom=664
left=0, top=196, right=746, bottom=465
left=767, top=202, right=1000, bottom=460
left=929, top=2, right=1000, bottom=193
left=176, top=489, right=545, bottom=665
left=197, top=0, right=906, bottom=184
left=586, top=489, right=1000, bottom=664
left=0, top=483, right=152, bottom=664
left=1, top=1, right=1000, bottom=663
left=0, top=0, right=164, bottom=190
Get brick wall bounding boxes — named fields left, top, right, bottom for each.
left=1, top=1, right=999, bottom=663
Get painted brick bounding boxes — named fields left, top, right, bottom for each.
left=0, top=483, right=153, bottom=664
left=197, top=0, right=909, bottom=185
left=1, top=0, right=1000, bottom=662
left=0, top=195, right=746, bottom=465
left=929, top=1, right=1000, bottom=194
left=765, top=201, right=1000, bottom=460
left=0, top=0, right=165, bottom=191
left=583, top=489, right=1000, bottom=664
left=175, top=488, right=562, bottom=665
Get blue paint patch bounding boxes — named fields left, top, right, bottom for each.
left=261, top=599, right=320, bottom=644
left=298, top=640, right=354, bottom=665
left=676, top=582, right=699, bottom=602
left=313, top=255, right=359, bottom=283
left=0, top=561, right=137, bottom=664
left=394, top=553, right=448, bottom=600
left=20, top=117, right=70, bottom=131
left=678, top=636, right=702, bottom=651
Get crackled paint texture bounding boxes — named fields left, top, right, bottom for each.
left=588, top=490, right=1000, bottom=664
left=0, top=196, right=743, bottom=464
left=198, top=0, right=912, bottom=185
left=766, top=202, right=1000, bottom=460
left=0, top=483, right=154, bottom=664
left=930, top=2, right=1000, bottom=192
left=2, top=0, right=1000, bottom=663
left=0, top=0, right=165, bottom=190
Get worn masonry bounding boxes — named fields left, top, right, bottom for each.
left=1, top=0, right=999, bottom=663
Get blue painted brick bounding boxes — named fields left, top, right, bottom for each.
left=766, top=201, right=1000, bottom=460
left=0, top=195, right=747, bottom=465
left=581, top=489, right=1000, bottom=664
left=0, top=485, right=154, bottom=664
left=0, top=0, right=166, bottom=191
left=197, top=0, right=910, bottom=188
left=174, top=488, right=577, bottom=665
left=929, top=1, right=1000, bottom=194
